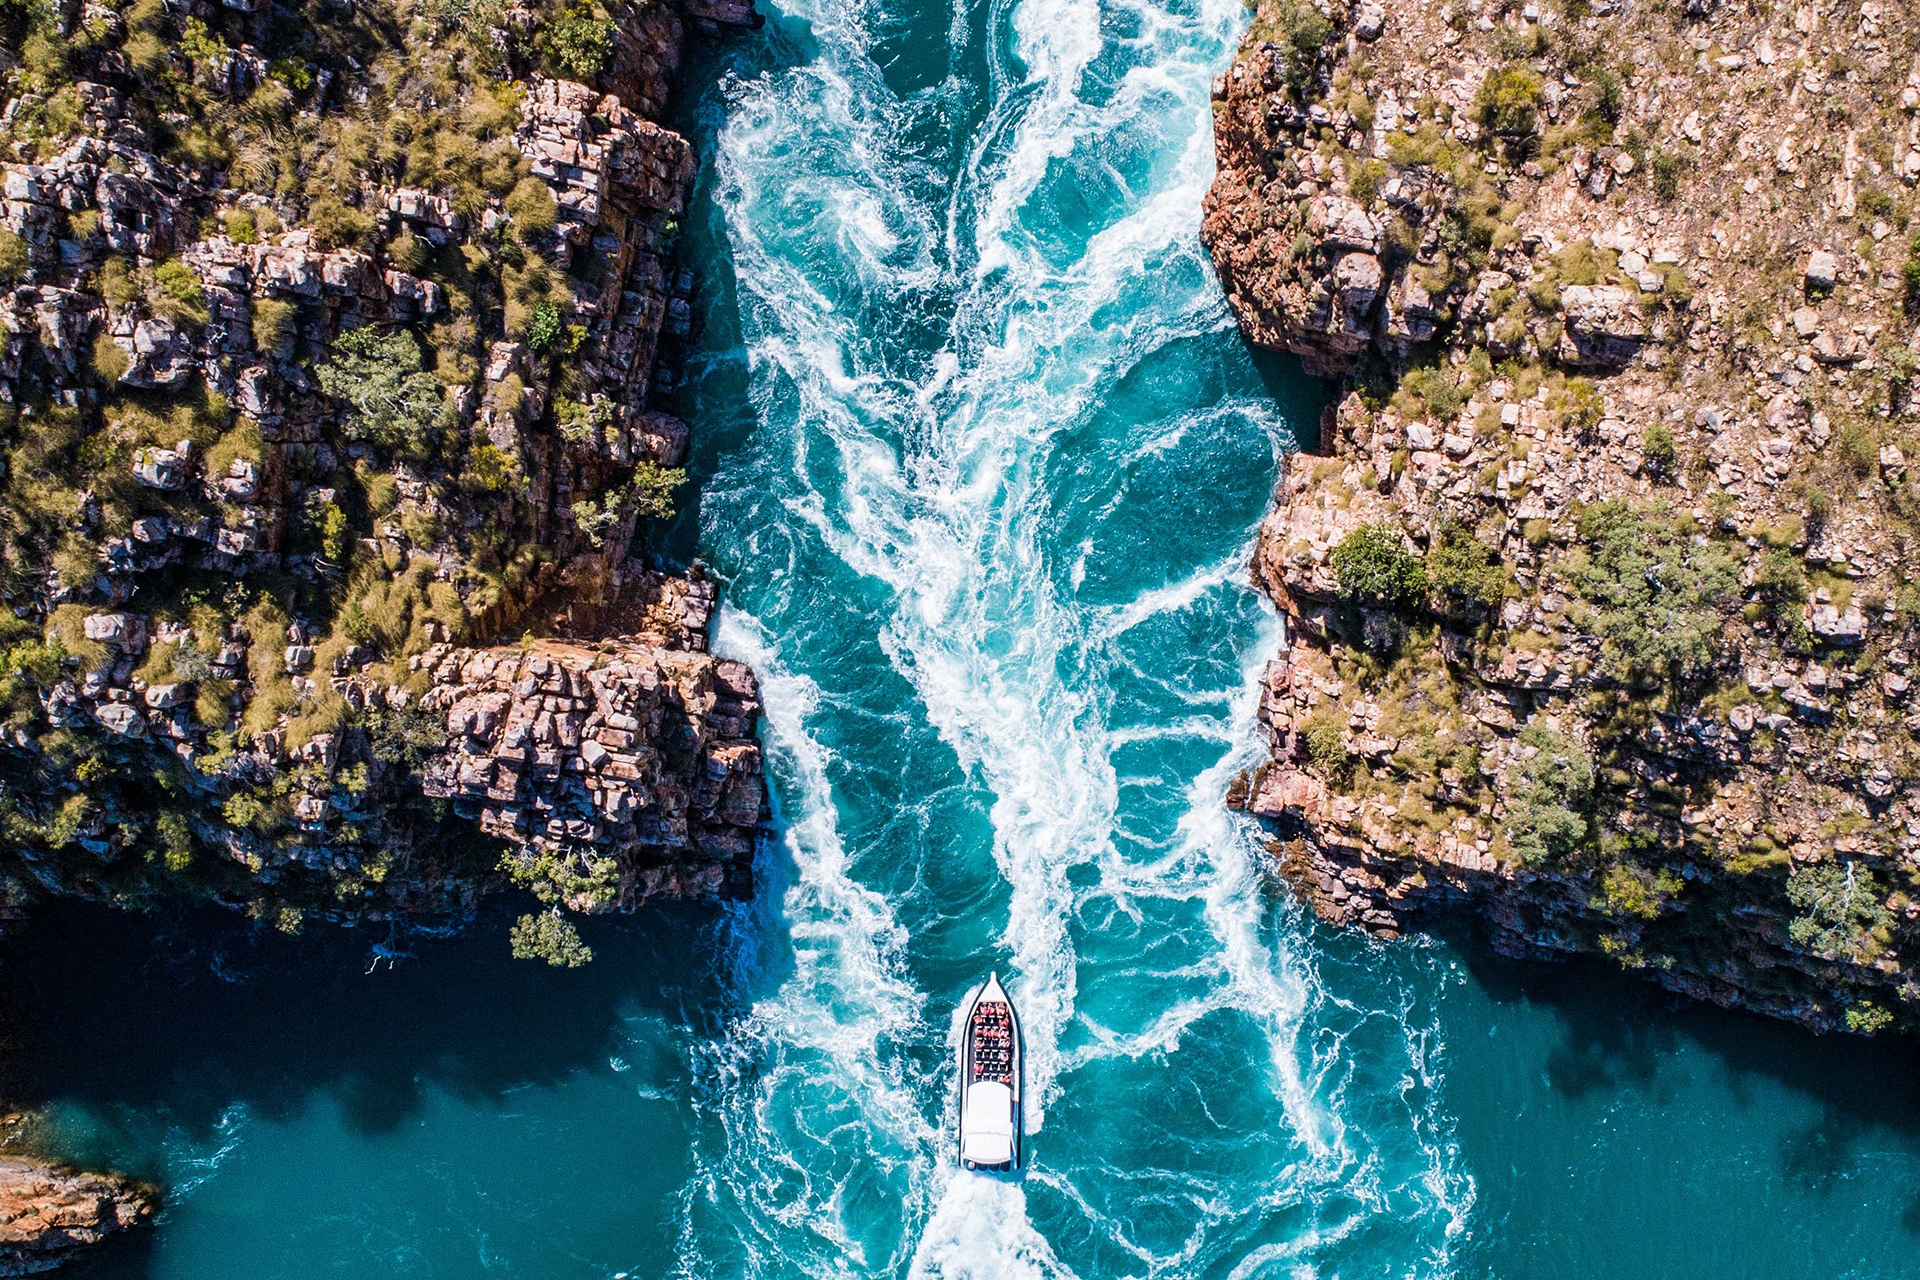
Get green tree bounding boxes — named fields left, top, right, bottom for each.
left=1331, top=523, right=1428, bottom=607
left=1426, top=518, right=1504, bottom=613
left=316, top=328, right=448, bottom=462
left=510, top=908, right=593, bottom=967
left=1501, top=723, right=1593, bottom=866
left=1786, top=860, right=1890, bottom=960
left=1572, top=499, right=1740, bottom=684
left=534, top=6, right=615, bottom=80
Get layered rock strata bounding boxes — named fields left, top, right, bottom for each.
left=0, top=1156, right=154, bottom=1276
left=1209, top=0, right=1920, bottom=1031
left=0, top=0, right=766, bottom=925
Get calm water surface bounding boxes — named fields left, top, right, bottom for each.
left=17, top=0, right=1920, bottom=1273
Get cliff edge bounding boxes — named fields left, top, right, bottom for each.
left=0, top=0, right=766, bottom=964
left=1207, top=0, right=1920, bottom=1032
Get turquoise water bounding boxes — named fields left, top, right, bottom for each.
left=18, top=0, right=1920, bottom=1273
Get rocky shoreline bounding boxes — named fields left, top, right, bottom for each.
left=0, top=1152, right=154, bottom=1277
left=0, top=0, right=764, bottom=1253
left=0, top=0, right=766, bottom=930
left=1209, top=0, right=1920, bottom=1032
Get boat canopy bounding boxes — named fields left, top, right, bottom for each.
left=961, top=1080, right=1015, bottom=1166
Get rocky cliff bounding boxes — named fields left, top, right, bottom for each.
left=1207, top=0, right=1920, bottom=1032
left=0, top=0, right=767, bottom=969
left=0, top=1154, right=154, bottom=1275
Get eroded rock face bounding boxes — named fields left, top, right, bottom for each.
left=421, top=638, right=764, bottom=903
left=0, top=0, right=770, bottom=935
left=1210, top=0, right=1920, bottom=1034
left=0, top=1158, right=155, bottom=1276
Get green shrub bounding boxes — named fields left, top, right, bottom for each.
left=1247, top=0, right=1333, bottom=96
left=1561, top=376, right=1604, bottom=431
left=1555, top=239, right=1600, bottom=287
left=223, top=209, right=259, bottom=244
left=315, top=327, right=447, bottom=461
left=152, top=259, right=209, bottom=325
left=1403, top=365, right=1462, bottom=422
left=1596, top=863, right=1683, bottom=919
left=1591, top=66, right=1624, bottom=125
left=505, top=178, right=558, bottom=239
left=1750, top=547, right=1806, bottom=627
left=1846, top=1001, right=1895, bottom=1035
left=306, top=196, right=376, bottom=251
left=1834, top=422, right=1878, bottom=477
left=626, top=461, right=685, bottom=520
left=0, top=230, right=28, bottom=283
left=1502, top=722, right=1594, bottom=866
left=466, top=442, right=519, bottom=492
left=1348, top=158, right=1387, bottom=203
left=525, top=301, right=564, bottom=353
left=179, top=16, right=226, bottom=67
left=1650, top=151, right=1686, bottom=203
left=534, top=5, right=616, bottom=80
left=90, top=332, right=129, bottom=383
left=1426, top=519, right=1504, bottom=612
left=1786, top=859, right=1890, bottom=961
left=1331, top=523, right=1428, bottom=606
left=554, top=396, right=610, bottom=445
left=1803, top=486, right=1833, bottom=534
left=1474, top=65, right=1546, bottom=138
left=1302, top=710, right=1348, bottom=773
left=386, top=229, right=427, bottom=273
left=1572, top=499, right=1740, bottom=684
left=1641, top=422, right=1676, bottom=478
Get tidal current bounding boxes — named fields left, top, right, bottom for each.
left=16, top=0, right=1920, bottom=1275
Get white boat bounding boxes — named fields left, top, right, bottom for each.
left=956, top=972, right=1023, bottom=1171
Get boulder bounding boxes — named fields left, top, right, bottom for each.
left=0, top=1156, right=155, bottom=1274
left=131, top=447, right=186, bottom=490
left=95, top=702, right=146, bottom=736
left=1804, top=250, right=1838, bottom=290
left=1556, top=285, right=1648, bottom=367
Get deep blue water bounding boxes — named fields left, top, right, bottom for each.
left=18, top=0, right=1920, bottom=1274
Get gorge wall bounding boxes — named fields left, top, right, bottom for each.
left=0, top=0, right=764, bottom=1254
left=0, top=0, right=766, bottom=944
left=1208, top=0, right=1920, bottom=1033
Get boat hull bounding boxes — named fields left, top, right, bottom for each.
left=956, top=974, right=1023, bottom=1171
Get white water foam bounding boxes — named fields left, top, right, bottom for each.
left=681, top=610, right=943, bottom=1278
left=691, top=0, right=1478, bottom=1265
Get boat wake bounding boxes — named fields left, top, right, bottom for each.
left=675, top=0, right=1478, bottom=1267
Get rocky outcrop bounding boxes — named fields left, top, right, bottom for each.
left=419, top=620, right=764, bottom=905
left=0, top=0, right=766, bottom=1267
left=0, top=1157, right=154, bottom=1275
left=1210, top=0, right=1920, bottom=1033
left=0, top=0, right=778, bottom=963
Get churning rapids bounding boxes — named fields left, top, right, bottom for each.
left=19, top=0, right=1920, bottom=1275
